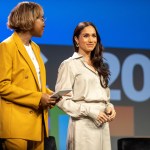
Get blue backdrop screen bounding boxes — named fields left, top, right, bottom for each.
left=1, top=0, right=150, bottom=49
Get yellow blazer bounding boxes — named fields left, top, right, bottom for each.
left=0, top=32, right=52, bottom=141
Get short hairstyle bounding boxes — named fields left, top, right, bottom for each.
left=7, top=1, right=43, bottom=32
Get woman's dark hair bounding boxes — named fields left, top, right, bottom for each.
left=73, top=22, right=110, bottom=88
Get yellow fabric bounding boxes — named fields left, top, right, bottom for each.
left=2, top=138, right=44, bottom=150
left=3, top=139, right=27, bottom=150
left=0, top=32, right=51, bottom=141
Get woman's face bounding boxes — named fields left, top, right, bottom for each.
left=30, top=12, right=45, bottom=37
left=75, top=25, right=97, bottom=54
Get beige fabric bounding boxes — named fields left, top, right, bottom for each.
left=56, top=52, right=113, bottom=150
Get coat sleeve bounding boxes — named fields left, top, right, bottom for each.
left=105, top=88, right=114, bottom=108
left=46, top=88, right=53, bottom=95
left=55, top=60, right=102, bottom=126
left=0, top=41, right=42, bottom=110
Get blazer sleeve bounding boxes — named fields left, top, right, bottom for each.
left=0, top=40, right=42, bottom=110
left=55, top=60, right=102, bottom=126
left=46, top=88, right=53, bottom=95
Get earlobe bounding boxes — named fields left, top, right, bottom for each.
left=74, top=36, right=78, bottom=43
left=74, top=36, right=79, bottom=47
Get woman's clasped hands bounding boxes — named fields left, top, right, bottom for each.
left=97, top=107, right=116, bottom=124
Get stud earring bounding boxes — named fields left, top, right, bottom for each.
left=76, top=43, right=79, bottom=47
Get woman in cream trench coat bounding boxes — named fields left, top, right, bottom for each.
left=55, top=22, right=116, bottom=150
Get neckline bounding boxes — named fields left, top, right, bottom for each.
left=24, top=44, right=31, bottom=48
left=81, top=57, right=98, bottom=74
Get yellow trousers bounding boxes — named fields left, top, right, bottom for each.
left=2, top=138, right=44, bottom=150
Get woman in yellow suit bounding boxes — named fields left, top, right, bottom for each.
left=0, top=2, right=56, bottom=150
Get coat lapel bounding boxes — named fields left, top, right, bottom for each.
left=31, top=42, right=46, bottom=92
left=12, top=32, right=41, bottom=90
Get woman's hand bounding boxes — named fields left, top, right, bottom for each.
left=97, top=112, right=110, bottom=124
left=39, top=93, right=57, bottom=109
left=105, top=107, right=116, bottom=122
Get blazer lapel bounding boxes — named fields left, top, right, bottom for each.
left=31, top=42, right=46, bottom=91
left=12, top=32, right=41, bottom=90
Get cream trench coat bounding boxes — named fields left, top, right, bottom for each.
left=56, top=52, right=113, bottom=150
